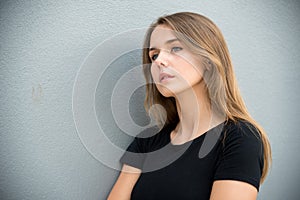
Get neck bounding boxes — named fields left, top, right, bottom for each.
left=172, top=83, right=224, bottom=143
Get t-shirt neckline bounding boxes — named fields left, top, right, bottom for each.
left=168, top=121, right=226, bottom=146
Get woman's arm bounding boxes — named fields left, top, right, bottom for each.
left=107, top=164, right=141, bottom=200
left=209, top=180, right=257, bottom=200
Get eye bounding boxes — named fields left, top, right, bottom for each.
left=171, top=47, right=182, bottom=52
left=150, top=53, right=158, bottom=61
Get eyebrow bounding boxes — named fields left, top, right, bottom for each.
left=149, top=38, right=180, bottom=52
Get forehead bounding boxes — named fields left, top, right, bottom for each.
left=149, top=25, right=177, bottom=47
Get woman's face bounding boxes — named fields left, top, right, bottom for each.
left=149, top=25, right=205, bottom=97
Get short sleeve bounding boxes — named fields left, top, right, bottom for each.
left=214, top=121, right=264, bottom=191
left=120, top=137, right=146, bottom=169
left=120, top=126, right=161, bottom=170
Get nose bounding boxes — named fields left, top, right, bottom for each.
left=154, top=50, right=169, bottom=68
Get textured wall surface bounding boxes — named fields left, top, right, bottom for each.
left=1, top=0, right=299, bottom=199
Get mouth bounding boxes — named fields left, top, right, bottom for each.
left=159, top=73, right=175, bottom=83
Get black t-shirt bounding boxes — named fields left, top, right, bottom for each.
left=120, top=120, right=264, bottom=200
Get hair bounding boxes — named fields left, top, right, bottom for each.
left=142, top=12, right=271, bottom=183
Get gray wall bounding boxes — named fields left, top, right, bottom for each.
left=1, top=0, right=299, bottom=199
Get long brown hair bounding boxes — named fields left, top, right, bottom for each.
left=142, top=12, right=271, bottom=183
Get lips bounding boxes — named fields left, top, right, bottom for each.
left=159, top=72, right=175, bottom=82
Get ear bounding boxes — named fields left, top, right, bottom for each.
left=205, top=58, right=213, bottom=71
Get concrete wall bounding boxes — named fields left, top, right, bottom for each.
left=1, top=0, right=299, bottom=199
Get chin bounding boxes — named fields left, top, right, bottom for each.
left=156, top=85, right=176, bottom=97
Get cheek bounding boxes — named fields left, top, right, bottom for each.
left=150, top=65, right=159, bottom=83
left=180, top=53, right=204, bottom=73
left=174, top=60, right=204, bottom=78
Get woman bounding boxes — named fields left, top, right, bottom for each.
left=108, top=12, right=271, bottom=200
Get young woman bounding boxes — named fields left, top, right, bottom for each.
left=108, top=12, right=271, bottom=200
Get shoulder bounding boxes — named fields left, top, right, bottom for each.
left=222, top=119, right=262, bottom=146
left=214, top=119, right=264, bottom=190
left=131, top=123, right=175, bottom=153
